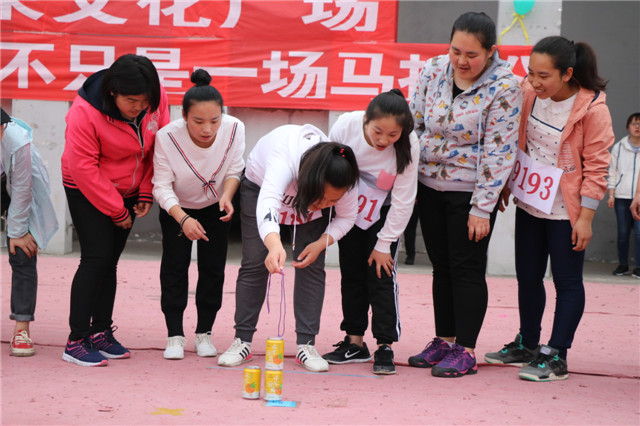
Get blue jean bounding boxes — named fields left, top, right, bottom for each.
left=7, top=237, right=38, bottom=322
left=614, top=198, right=640, bottom=267
left=515, top=208, right=585, bottom=360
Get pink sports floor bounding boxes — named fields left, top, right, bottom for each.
left=1, top=254, right=639, bottom=425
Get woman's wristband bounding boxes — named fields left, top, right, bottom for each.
left=179, top=214, right=191, bottom=230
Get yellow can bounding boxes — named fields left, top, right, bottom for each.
left=265, top=337, right=284, bottom=370
left=242, top=366, right=261, bottom=399
left=264, top=369, right=283, bottom=401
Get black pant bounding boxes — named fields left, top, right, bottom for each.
left=338, top=206, right=400, bottom=345
left=159, top=204, right=230, bottom=337
left=417, top=183, right=497, bottom=348
left=515, top=208, right=585, bottom=360
left=65, top=187, right=135, bottom=341
left=403, top=203, right=419, bottom=258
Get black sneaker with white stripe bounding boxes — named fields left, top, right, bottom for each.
left=322, top=336, right=372, bottom=364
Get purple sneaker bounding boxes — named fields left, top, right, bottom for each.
left=431, top=343, right=477, bottom=378
left=62, top=337, right=108, bottom=367
left=91, top=326, right=130, bottom=359
left=408, top=337, right=451, bottom=368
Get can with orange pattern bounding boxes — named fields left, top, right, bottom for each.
left=242, top=366, right=261, bottom=399
left=265, top=337, right=284, bottom=370
left=263, top=369, right=283, bottom=401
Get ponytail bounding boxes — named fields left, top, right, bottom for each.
left=532, top=36, right=607, bottom=92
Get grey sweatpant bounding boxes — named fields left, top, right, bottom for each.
left=233, top=178, right=328, bottom=345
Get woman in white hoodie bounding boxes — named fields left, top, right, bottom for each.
left=607, top=112, right=640, bottom=276
left=217, top=124, right=359, bottom=372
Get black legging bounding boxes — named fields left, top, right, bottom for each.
left=417, top=183, right=497, bottom=349
left=65, top=187, right=136, bottom=341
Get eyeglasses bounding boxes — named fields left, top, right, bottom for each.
left=630, top=122, right=640, bottom=127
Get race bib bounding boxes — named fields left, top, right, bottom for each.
left=355, top=178, right=388, bottom=230
left=507, top=149, right=563, bottom=214
left=278, top=205, right=322, bottom=225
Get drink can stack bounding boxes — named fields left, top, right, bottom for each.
left=264, top=337, right=284, bottom=401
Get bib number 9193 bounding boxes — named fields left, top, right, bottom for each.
left=507, top=149, right=563, bottom=214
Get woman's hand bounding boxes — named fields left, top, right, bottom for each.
left=218, top=195, right=235, bottom=222
left=114, top=215, right=133, bottom=229
left=182, top=217, right=209, bottom=242
left=571, top=208, right=595, bottom=251
left=498, top=187, right=512, bottom=212
left=9, top=232, right=38, bottom=258
left=368, top=249, right=394, bottom=279
left=133, top=201, right=151, bottom=218
left=292, top=239, right=324, bottom=269
left=467, top=214, right=490, bottom=242
left=264, top=233, right=286, bottom=274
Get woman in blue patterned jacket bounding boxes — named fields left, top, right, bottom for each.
left=408, top=12, right=522, bottom=378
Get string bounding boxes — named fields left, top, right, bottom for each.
left=498, top=13, right=530, bottom=45
left=266, top=269, right=286, bottom=337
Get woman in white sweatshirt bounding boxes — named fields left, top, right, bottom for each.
left=322, top=89, right=419, bottom=375
left=217, top=124, right=359, bottom=372
left=153, top=69, right=245, bottom=360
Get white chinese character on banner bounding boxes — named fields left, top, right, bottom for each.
left=302, top=0, right=377, bottom=31
left=64, top=45, right=115, bottom=92
left=398, top=54, right=426, bottom=99
left=261, top=51, right=327, bottom=99
left=330, top=52, right=392, bottom=96
left=136, top=48, right=189, bottom=89
left=0, top=42, right=55, bottom=88
left=138, top=0, right=210, bottom=27
left=0, top=0, right=44, bottom=21
left=53, top=0, right=126, bottom=24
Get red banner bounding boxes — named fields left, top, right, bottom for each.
left=1, top=0, right=397, bottom=41
left=1, top=1, right=532, bottom=111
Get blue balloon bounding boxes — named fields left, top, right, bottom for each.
left=514, top=0, right=535, bottom=15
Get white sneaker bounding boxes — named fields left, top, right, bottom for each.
left=218, top=338, right=252, bottom=367
left=163, top=336, right=186, bottom=360
left=195, top=332, right=217, bottom=357
left=296, top=344, right=329, bottom=372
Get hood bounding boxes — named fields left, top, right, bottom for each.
left=78, top=69, right=145, bottom=123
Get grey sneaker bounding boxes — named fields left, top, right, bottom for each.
left=518, top=345, right=568, bottom=382
left=484, top=333, right=539, bottom=367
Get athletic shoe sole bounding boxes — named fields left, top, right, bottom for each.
left=519, top=371, right=569, bottom=381
left=99, top=350, right=131, bottom=359
left=296, top=358, right=329, bottom=372
left=373, top=367, right=396, bottom=375
left=408, top=357, right=438, bottom=368
left=324, top=356, right=372, bottom=365
left=483, top=356, right=529, bottom=367
left=218, top=353, right=252, bottom=367
left=10, top=347, right=35, bottom=357
left=62, top=353, right=108, bottom=367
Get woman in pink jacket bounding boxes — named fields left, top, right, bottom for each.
left=484, top=37, right=613, bottom=381
left=61, top=54, right=170, bottom=367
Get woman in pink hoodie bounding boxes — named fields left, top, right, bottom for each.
left=484, top=37, right=613, bottom=381
left=61, top=54, right=170, bottom=367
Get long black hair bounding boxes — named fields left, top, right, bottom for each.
left=292, top=142, right=359, bottom=219
left=101, top=54, right=162, bottom=114
left=182, top=69, right=224, bottom=114
left=364, top=89, right=414, bottom=174
left=532, top=36, right=608, bottom=92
